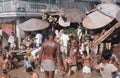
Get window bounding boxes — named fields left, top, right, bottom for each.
left=31, top=4, right=46, bottom=9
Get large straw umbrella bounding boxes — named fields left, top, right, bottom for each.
left=83, top=11, right=114, bottom=29
left=18, top=18, right=49, bottom=31
left=96, top=3, right=120, bottom=21
left=65, top=8, right=86, bottom=23
left=60, top=8, right=86, bottom=23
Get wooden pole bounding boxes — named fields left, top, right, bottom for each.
left=92, top=22, right=120, bottom=48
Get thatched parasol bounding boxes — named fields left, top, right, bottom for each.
left=96, top=3, right=120, bottom=21
left=83, top=11, right=114, bottom=29
left=18, top=18, right=49, bottom=31
left=60, top=8, right=86, bottom=23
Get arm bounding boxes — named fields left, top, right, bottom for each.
left=7, top=59, right=11, bottom=67
left=38, top=43, right=44, bottom=66
left=33, top=73, right=39, bottom=78
left=56, top=43, right=63, bottom=66
left=89, top=55, right=93, bottom=64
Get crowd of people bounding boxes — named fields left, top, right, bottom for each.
left=0, top=28, right=120, bottom=78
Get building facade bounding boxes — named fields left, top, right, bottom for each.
left=0, top=0, right=60, bottom=48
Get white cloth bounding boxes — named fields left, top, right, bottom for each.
left=60, top=46, right=68, bottom=55
left=79, top=43, right=85, bottom=55
left=24, top=60, right=31, bottom=68
left=77, top=29, right=82, bottom=40
left=55, top=30, right=59, bottom=38
left=99, top=63, right=118, bottom=78
left=41, top=59, right=56, bottom=71
left=8, top=35, right=15, bottom=43
left=8, top=35, right=15, bottom=48
left=31, top=47, right=41, bottom=59
left=35, top=33, right=43, bottom=44
left=60, top=34, right=69, bottom=47
left=82, top=66, right=91, bottom=73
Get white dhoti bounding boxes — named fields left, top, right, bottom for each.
left=41, top=60, right=56, bottom=71
left=82, top=66, right=91, bottom=73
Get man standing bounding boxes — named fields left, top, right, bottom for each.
left=39, top=32, right=63, bottom=78
left=35, top=32, right=43, bottom=48
left=59, top=29, right=69, bottom=58
left=8, top=32, right=16, bottom=49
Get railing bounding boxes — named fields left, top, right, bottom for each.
left=0, top=0, right=60, bottom=13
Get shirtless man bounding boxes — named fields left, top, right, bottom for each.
left=1, top=69, right=11, bottom=78
left=26, top=67, right=39, bottom=78
left=82, top=51, right=93, bottom=73
left=6, top=46, right=18, bottom=69
left=66, top=39, right=79, bottom=78
left=39, top=32, right=63, bottom=78
left=1, top=54, right=11, bottom=70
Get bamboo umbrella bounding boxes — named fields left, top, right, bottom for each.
left=83, top=11, right=114, bottom=29
left=18, top=18, right=49, bottom=31
left=60, top=8, right=86, bottom=23
left=96, top=3, right=120, bottom=21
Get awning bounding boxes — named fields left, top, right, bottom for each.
left=0, top=18, right=16, bottom=24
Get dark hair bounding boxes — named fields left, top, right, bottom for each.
left=48, top=32, right=56, bottom=38
left=26, top=67, right=33, bottom=72
left=83, top=50, right=87, bottom=56
left=2, top=69, right=8, bottom=74
left=5, top=46, right=10, bottom=51
left=102, top=49, right=112, bottom=60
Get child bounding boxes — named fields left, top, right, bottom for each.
left=1, top=69, right=11, bottom=78
left=24, top=55, right=31, bottom=69
left=26, top=67, right=39, bottom=78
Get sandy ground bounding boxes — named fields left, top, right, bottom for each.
left=0, top=45, right=120, bottom=78
left=0, top=66, right=102, bottom=78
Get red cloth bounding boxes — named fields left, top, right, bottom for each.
left=42, top=55, right=56, bottom=61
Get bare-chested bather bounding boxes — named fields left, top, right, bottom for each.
left=2, top=69, right=11, bottom=78
left=39, top=32, right=63, bottom=78
left=1, top=54, right=11, bottom=70
left=82, top=51, right=93, bottom=73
